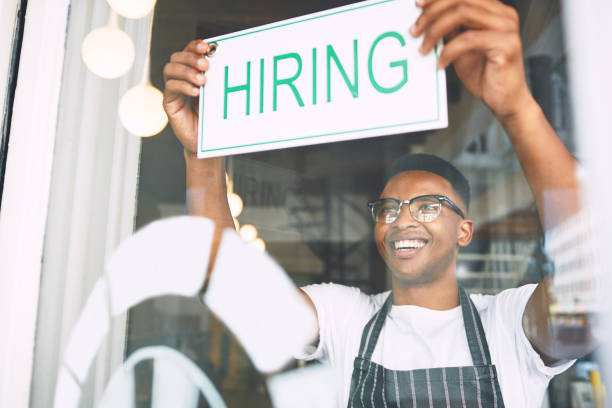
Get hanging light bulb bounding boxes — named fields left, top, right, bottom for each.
left=118, top=81, right=167, bottom=136
left=227, top=193, right=243, bottom=217
left=252, top=238, right=266, bottom=252
left=118, top=10, right=168, bottom=137
left=82, top=11, right=135, bottom=79
left=107, top=0, right=157, bottom=19
left=239, top=224, right=258, bottom=242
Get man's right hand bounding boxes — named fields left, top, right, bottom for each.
left=161, top=39, right=229, bottom=232
left=162, top=39, right=211, bottom=157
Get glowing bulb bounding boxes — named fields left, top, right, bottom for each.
left=118, top=84, right=168, bottom=137
left=107, top=0, right=157, bottom=19
left=239, top=224, right=258, bottom=242
left=227, top=193, right=243, bottom=217
left=81, top=26, right=135, bottom=79
left=252, top=238, right=266, bottom=252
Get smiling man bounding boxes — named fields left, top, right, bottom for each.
left=373, top=159, right=472, bottom=294
left=299, top=155, right=533, bottom=407
left=162, top=0, right=595, bottom=406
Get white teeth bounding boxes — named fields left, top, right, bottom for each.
left=393, top=240, right=426, bottom=250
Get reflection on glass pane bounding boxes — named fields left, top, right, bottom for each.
left=100, top=346, right=227, bottom=408
left=122, top=0, right=604, bottom=406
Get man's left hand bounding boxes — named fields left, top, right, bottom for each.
left=411, top=0, right=533, bottom=120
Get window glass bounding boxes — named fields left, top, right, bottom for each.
left=37, top=0, right=604, bottom=407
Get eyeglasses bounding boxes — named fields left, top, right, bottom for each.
left=367, top=195, right=466, bottom=224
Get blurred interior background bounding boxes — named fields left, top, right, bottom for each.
left=2, top=0, right=605, bottom=407
left=127, top=0, right=590, bottom=406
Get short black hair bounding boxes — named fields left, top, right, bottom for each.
left=384, top=154, right=471, bottom=210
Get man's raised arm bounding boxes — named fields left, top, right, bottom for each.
left=413, top=0, right=594, bottom=362
left=162, top=39, right=319, bottom=334
left=162, top=40, right=235, bottom=287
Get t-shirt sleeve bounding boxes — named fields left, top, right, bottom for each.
left=296, top=283, right=371, bottom=362
left=493, top=284, right=576, bottom=378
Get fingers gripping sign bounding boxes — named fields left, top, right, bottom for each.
left=162, top=39, right=212, bottom=155
left=411, top=0, right=531, bottom=119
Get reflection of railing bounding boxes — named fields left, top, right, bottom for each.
left=287, top=182, right=376, bottom=289
left=457, top=250, right=533, bottom=293
left=458, top=271, right=522, bottom=280
left=457, top=253, right=528, bottom=261
left=287, top=180, right=330, bottom=247
left=546, top=208, right=600, bottom=314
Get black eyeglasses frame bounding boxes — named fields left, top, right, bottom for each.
left=367, top=194, right=466, bottom=224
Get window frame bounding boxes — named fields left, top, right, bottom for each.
left=0, top=0, right=610, bottom=406
left=0, top=0, right=71, bottom=406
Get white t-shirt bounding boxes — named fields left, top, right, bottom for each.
left=299, top=283, right=574, bottom=408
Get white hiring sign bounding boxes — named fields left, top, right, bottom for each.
left=197, top=0, right=447, bottom=158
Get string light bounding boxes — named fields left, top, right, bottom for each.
left=107, top=0, right=157, bottom=19
left=239, top=225, right=258, bottom=242
left=225, top=173, right=232, bottom=191
left=227, top=193, right=244, bottom=218
left=118, top=78, right=167, bottom=136
left=227, top=166, right=266, bottom=251
left=252, top=238, right=266, bottom=252
left=118, top=9, right=168, bottom=137
left=82, top=11, right=134, bottom=79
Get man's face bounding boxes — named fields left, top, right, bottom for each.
left=374, top=170, right=473, bottom=286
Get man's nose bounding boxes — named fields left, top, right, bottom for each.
left=392, top=205, right=420, bottom=228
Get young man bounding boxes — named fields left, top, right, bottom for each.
left=162, top=0, right=594, bottom=406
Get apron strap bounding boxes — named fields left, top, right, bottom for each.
left=458, top=286, right=492, bottom=366
left=357, top=293, right=393, bottom=359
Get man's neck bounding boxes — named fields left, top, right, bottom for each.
left=391, top=273, right=459, bottom=310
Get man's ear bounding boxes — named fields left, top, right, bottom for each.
left=457, top=218, right=474, bottom=247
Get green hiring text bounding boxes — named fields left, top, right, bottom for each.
left=222, top=31, right=408, bottom=119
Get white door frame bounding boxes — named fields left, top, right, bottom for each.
left=0, top=0, right=71, bottom=406
left=0, top=0, right=23, bottom=123
left=0, top=0, right=149, bottom=406
left=27, top=0, right=148, bottom=403
left=561, top=0, right=612, bottom=381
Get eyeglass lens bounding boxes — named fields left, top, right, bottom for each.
left=373, top=197, right=442, bottom=223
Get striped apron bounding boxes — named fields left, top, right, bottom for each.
left=348, top=286, right=505, bottom=408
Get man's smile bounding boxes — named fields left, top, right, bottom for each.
left=386, top=235, right=430, bottom=259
